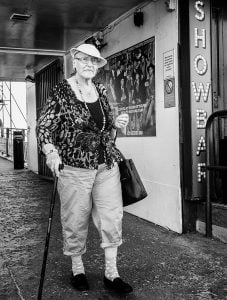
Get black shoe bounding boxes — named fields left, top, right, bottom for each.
left=103, top=276, right=133, bottom=294
left=70, top=273, right=89, bottom=291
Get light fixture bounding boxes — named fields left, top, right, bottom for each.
left=165, top=0, right=176, bottom=12
left=10, top=13, right=31, bottom=22
left=25, top=68, right=35, bottom=83
left=134, top=10, right=144, bottom=27
left=25, top=75, right=35, bottom=83
left=85, top=32, right=107, bottom=50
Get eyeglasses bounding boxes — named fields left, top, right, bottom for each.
left=74, top=56, right=99, bottom=65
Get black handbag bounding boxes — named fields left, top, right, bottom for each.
left=118, top=155, right=148, bottom=207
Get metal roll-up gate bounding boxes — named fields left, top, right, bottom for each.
left=36, top=59, right=63, bottom=178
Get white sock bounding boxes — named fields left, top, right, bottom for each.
left=104, top=247, right=119, bottom=281
left=71, top=255, right=85, bottom=276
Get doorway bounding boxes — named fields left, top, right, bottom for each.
left=211, top=0, right=227, bottom=204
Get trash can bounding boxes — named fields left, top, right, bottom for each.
left=13, top=131, right=24, bottom=169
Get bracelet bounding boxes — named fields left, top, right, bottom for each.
left=46, top=149, right=58, bottom=156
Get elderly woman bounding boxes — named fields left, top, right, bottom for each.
left=36, top=43, right=132, bottom=294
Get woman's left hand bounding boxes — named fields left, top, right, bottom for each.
left=114, top=113, right=129, bottom=129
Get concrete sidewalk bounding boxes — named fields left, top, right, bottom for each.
left=0, top=157, right=227, bottom=300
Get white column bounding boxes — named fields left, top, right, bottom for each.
left=26, top=81, right=38, bottom=173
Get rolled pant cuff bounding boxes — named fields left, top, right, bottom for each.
left=101, top=239, right=122, bottom=249
left=63, top=248, right=87, bottom=257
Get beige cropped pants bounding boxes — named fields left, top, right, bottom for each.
left=57, top=163, right=123, bottom=256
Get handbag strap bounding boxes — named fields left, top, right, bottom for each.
left=113, top=129, right=127, bottom=160
left=113, top=128, right=118, bottom=143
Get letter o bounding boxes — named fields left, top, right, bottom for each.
left=194, top=54, right=207, bottom=75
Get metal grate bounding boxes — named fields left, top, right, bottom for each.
left=36, top=59, right=63, bottom=178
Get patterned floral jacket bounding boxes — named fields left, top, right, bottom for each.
left=36, top=79, right=123, bottom=170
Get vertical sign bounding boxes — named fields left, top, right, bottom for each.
left=189, top=0, right=212, bottom=199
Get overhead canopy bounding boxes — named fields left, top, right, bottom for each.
left=0, top=0, right=144, bottom=81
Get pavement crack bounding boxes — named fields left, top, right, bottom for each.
left=1, top=252, right=26, bottom=300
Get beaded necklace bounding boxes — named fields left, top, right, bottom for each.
left=75, top=79, right=106, bottom=132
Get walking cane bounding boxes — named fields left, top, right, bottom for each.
left=37, top=164, right=64, bottom=300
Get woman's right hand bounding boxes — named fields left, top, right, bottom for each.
left=46, top=151, right=62, bottom=177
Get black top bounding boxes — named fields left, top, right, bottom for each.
left=86, top=100, right=105, bottom=164
left=86, top=99, right=105, bottom=131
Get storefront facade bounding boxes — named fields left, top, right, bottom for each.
left=27, top=0, right=226, bottom=240
left=65, top=0, right=182, bottom=233
left=180, top=0, right=227, bottom=241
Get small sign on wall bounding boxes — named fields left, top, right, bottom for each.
left=164, top=77, right=175, bottom=108
left=163, top=49, right=175, bottom=108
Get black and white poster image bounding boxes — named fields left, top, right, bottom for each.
left=97, top=38, right=156, bottom=137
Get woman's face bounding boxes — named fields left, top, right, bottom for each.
left=73, top=52, right=98, bottom=79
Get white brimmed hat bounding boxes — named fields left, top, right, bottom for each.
left=70, top=43, right=107, bottom=68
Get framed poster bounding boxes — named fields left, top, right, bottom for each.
left=96, top=37, right=156, bottom=137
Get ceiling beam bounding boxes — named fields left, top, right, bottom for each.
left=0, top=47, right=66, bottom=56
